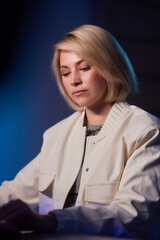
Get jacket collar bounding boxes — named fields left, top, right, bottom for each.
left=80, top=101, right=129, bottom=135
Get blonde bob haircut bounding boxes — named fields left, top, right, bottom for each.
left=53, top=24, right=138, bottom=111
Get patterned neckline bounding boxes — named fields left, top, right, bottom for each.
left=86, top=124, right=103, bottom=136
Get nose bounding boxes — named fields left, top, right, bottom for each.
left=70, top=71, right=82, bottom=86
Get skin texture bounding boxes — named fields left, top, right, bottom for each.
left=60, top=51, right=113, bottom=125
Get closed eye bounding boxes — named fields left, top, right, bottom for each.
left=61, top=72, right=70, bottom=77
left=79, top=66, right=90, bottom=71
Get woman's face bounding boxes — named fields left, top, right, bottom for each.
left=60, top=51, right=108, bottom=111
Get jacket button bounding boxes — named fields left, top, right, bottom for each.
left=91, top=141, right=95, bottom=145
left=86, top=168, right=89, bottom=172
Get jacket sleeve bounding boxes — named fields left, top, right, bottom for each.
left=0, top=153, right=41, bottom=209
left=53, top=125, right=160, bottom=238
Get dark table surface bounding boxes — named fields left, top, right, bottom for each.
left=0, top=225, right=131, bottom=240
left=20, top=232, right=130, bottom=240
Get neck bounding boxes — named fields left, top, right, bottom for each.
left=85, top=102, right=113, bottom=125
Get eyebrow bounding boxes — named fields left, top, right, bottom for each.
left=60, top=59, right=84, bottom=69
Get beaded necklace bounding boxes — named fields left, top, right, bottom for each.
left=84, top=115, right=103, bottom=136
left=86, top=124, right=103, bottom=136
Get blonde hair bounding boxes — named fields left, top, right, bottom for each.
left=52, top=24, right=138, bottom=111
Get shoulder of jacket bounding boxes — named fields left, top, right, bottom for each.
left=43, top=111, right=83, bottom=138
left=122, top=105, right=160, bottom=146
left=126, top=105, right=160, bottom=130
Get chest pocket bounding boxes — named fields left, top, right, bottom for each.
left=84, top=182, right=119, bottom=205
left=38, top=172, right=55, bottom=214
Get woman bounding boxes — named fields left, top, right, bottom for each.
left=0, top=25, right=160, bottom=238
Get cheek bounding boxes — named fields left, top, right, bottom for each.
left=95, top=80, right=108, bottom=99
left=62, top=80, right=69, bottom=91
left=61, top=81, right=69, bottom=97
left=62, top=81, right=74, bottom=100
left=92, top=76, right=107, bottom=92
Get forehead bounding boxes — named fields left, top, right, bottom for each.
left=60, top=51, right=83, bottom=66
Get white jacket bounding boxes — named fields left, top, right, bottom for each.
left=0, top=101, right=160, bottom=238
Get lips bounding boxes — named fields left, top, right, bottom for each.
left=73, top=90, right=88, bottom=96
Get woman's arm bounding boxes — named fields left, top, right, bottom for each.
left=0, top=153, right=41, bottom=209
left=0, top=199, right=58, bottom=232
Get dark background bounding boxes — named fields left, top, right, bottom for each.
left=0, top=0, right=160, bottom=183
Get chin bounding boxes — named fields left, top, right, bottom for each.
left=75, top=102, right=87, bottom=107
